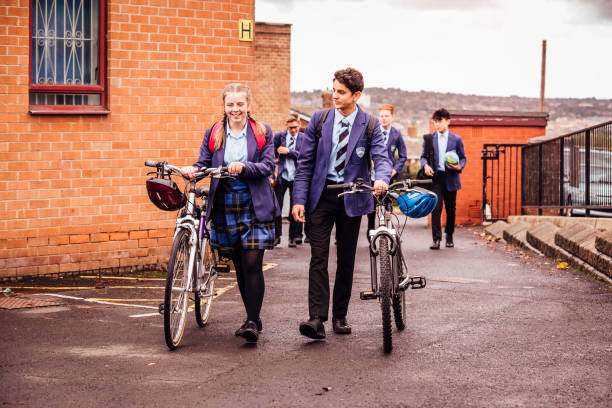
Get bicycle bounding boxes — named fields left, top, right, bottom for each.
left=145, top=160, right=231, bottom=350
left=328, top=178, right=434, bottom=353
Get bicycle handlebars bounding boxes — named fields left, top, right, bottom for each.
left=328, top=178, right=433, bottom=197
left=145, top=160, right=229, bottom=180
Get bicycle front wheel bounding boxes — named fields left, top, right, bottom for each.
left=164, top=228, right=191, bottom=350
left=392, top=251, right=406, bottom=331
left=195, top=239, right=215, bottom=327
left=378, top=236, right=393, bottom=354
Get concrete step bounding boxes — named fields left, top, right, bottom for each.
left=484, top=220, right=508, bottom=241
left=503, top=221, right=543, bottom=256
left=555, top=223, right=612, bottom=279
left=526, top=222, right=560, bottom=259
left=595, top=229, right=612, bottom=258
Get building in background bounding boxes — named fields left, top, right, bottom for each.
left=0, top=0, right=291, bottom=279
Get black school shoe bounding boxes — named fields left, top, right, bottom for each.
left=299, top=316, right=326, bottom=340
left=446, top=234, right=454, bottom=248
left=430, top=240, right=441, bottom=250
left=235, top=318, right=262, bottom=336
left=332, top=317, right=351, bottom=334
left=239, top=320, right=259, bottom=343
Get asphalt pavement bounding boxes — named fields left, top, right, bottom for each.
left=1, top=217, right=611, bottom=407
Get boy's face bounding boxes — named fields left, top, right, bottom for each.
left=332, top=79, right=360, bottom=114
left=379, top=109, right=393, bottom=129
left=433, top=118, right=450, bottom=134
left=287, top=121, right=299, bottom=136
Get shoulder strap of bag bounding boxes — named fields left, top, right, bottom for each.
left=208, top=119, right=266, bottom=152
left=424, top=133, right=434, bottom=163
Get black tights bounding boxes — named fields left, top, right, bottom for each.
left=232, top=248, right=265, bottom=322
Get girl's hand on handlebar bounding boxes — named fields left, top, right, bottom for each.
left=227, top=162, right=246, bottom=175
left=373, top=180, right=389, bottom=196
left=180, top=166, right=198, bottom=179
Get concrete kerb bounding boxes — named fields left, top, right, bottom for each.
left=486, top=216, right=612, bottom=284
left=526, top=222, right=559, bottom=259
left=596, top=229, right=612, bottom=258
left=484, top=221, right=508, bottom=241
left=502, top=221, right=544, bottom=256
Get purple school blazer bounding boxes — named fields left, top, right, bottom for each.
left=419, top=131, right=467, bottom=192
left=293, top=107, right=393, bottom=217
left=273, top=130, right=304, bottom=181
left=193, top=122, right=280, bottom=223
left=385, top=126, right=408, bottom=176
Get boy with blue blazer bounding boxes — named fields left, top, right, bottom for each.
left=273, top=113, right=304, bottom=247
left=420, top=108, right=467, bottom=249
left=292, top=68, right=393, bottom=339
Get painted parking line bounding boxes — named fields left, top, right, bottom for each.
left=129, top=281, right=237, bottom=318
left=39, top=293, right=158, bottom=309
left=24, top=263, right=278, bottom=317
left=429, top=277, right=490, bottom=284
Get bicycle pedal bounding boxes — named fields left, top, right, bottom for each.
left=360, top=290, right=377, bottom=300
left=410, top=277, right=426, bottom=289
left=215, top=263, right=231, bottom=273
left=158, top=303, right=164, bottom=314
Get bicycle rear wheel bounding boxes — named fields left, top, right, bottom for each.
left=195, top=239, right=215, bottom=327
left=392, top=251, right=406, bottom=331
left=378, top=236, right=393, bottom=354
left=164, top=228, right=191, bottom=350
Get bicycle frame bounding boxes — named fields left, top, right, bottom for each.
left=171, top=178, right=218, bottom=300
left=368, top=196, right=402, bottom=299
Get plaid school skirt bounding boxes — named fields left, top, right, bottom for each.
left=210, top=185, right=275, bottom=254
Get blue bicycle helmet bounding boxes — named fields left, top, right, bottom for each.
left=397, top=188, right=438, bottom=218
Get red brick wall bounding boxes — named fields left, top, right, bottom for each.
left=252, top=22, right=291, bottom=133
left=427, top=113, right=547, bottom=226
left=0, top=0, right=257, bottom=279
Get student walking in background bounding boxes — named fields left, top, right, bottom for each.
left=367, top=104, right=407, bottom=237
left=273, top=113, right=305, bottom=248
left=420, top=108, right=466, bottom=250
left=292, top=67, right=392, bottom=339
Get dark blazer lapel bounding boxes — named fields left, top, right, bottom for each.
left=432, top=132, right=439, bottom=170
left=447, top=132, right=456, bottom=152
left=346, top=108, right=366, bottom=163
left=246, top=123, right=257, bottom=161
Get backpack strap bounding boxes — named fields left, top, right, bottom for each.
left=365, top=114, right=377, bottom=141
left=315, top=108, right=331, bottom=141
left=208, top=119, right=266, bottom=152
left=366, top=114, right=377, bottom=173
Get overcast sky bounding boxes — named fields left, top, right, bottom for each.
left=255, top=0, right=612, bottom=99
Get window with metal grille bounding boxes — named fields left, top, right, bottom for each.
left=29, top=0, right=108, bottom=114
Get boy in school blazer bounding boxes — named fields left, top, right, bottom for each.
left=420, top=108, right=466, bottom=249
left=367, top=104, right=407, bottom=236
left=273, top=113, right=305, bottom=247
left=292, top=68, right=393, bottom=339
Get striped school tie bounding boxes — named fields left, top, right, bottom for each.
left=334, top=120, right=350, bottom=176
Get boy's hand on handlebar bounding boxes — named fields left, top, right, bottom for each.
left=373, top=180, right=389, bottom=196
left=180, top=166, right=198, bottom=179
left=227, top=162, right=246, bottom=175
left=292, top=204, right=305, bottom=223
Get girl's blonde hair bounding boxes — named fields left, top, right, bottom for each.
left=213, top=83, right=266, bottom=150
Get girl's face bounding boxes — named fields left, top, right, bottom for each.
left=224, top=91, right=250, bottom=126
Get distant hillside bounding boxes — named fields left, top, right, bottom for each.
left=292, top=88, right=612, bottom=138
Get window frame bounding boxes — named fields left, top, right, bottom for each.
left=28, top=0, right=109, bottom=115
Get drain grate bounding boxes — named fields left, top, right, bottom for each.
left=0, top=296, right=62, bottom=310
